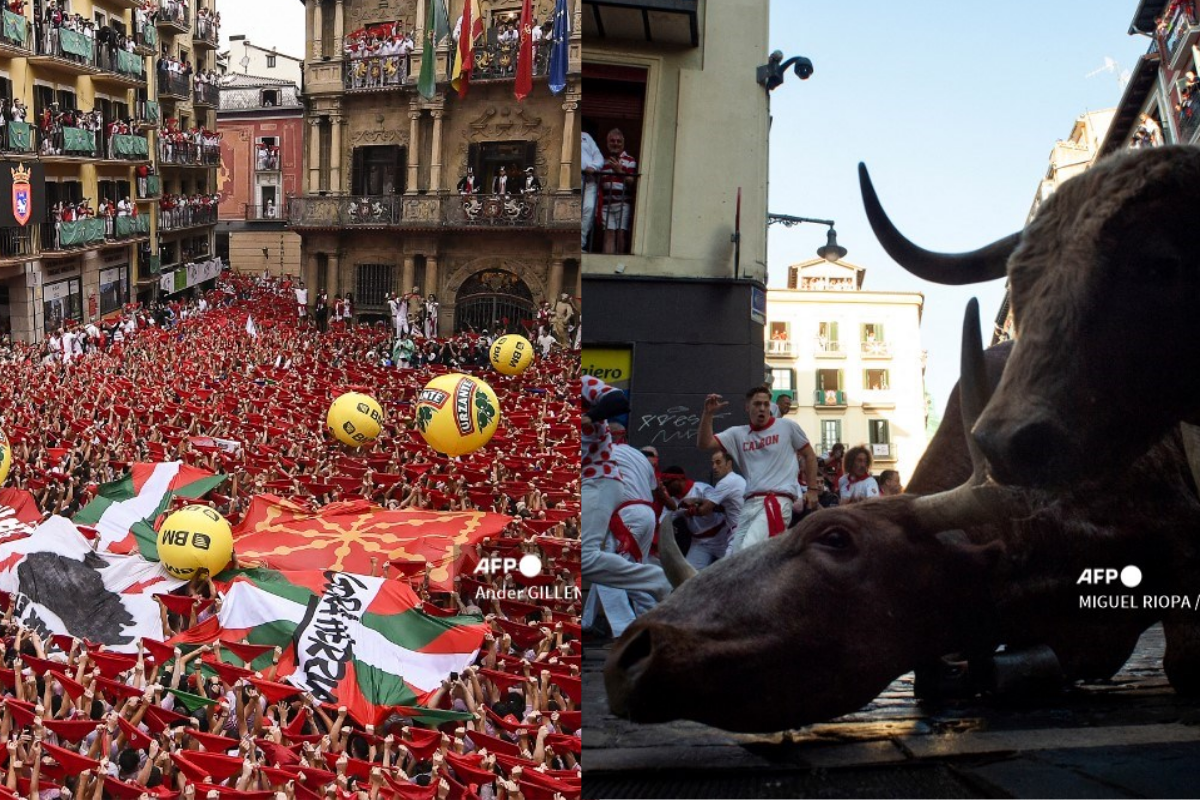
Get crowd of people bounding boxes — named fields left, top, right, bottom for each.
left=159, top=120, right=221, bottom=166
left=195, top=5, right=220, bottom=41
left=0, top=271, right=583, bottom=797
left=344, top=24, right=414, bottom=90
left=159, top=193, right=221, bottom=231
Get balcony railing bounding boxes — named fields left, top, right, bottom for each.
left=133, top=22, right=158, bottom=54
left=767, top=338, right=793, bottom=357
left=159, top=141, right=221, bottom=167
left=1178, top=94, right=1200, bottom=143
left=471, top=41, right=550, bottom=81
left=1159, top=1, right=1198, bottom=64
left=1, top=120, right=37, bottom=155
left=157, top=70, right=191, bottom=99
left=814, top=390, right=847, bottom=407
left=0, top=9, right=32, bottom=55
left=446, top=193, right=545, bottom=226
left=290, top=193, right=567, bottom=230
left=110, top=214, right=152, bottom=240
left=41, top=218, right=110, bottom=252
left=255, top=150, right=281, bottom=172
left=137, top=175, right=162, bottom=199
left=343, top=54, right=411, bottom=91
left=156, top=3, right=191, bottom=33
left=814, top=339, right=843, bottom=357
left=245, top=204, right=286, bottom=221
left=586, top=170, right=639, bottom=254
left=193, top=83, right=220, bottom=108
left=32, top=26, right=101, bottom=71
left=194, top=17, right=219, bottom=48
left=869, top=442, right=898, bottom=461
left=861, top=340, right=892, bottom=357
left=288, top=195, right=400, bottom=227
left=0, top=226, right=34, bottom=262
left=137, top=100, right=161, bottom=128
left=42, top=127, right=101, bottom=159
left=96, top=47, right=147, bottom=83
left=106, top=133, right=151, bottom=162
left=159, top=205, right=219, bottom=231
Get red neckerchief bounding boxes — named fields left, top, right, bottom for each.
left=846, top=472, right=868, bottom=486
left=749, top=417, right=776, bottom=433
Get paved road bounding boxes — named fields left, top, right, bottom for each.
left=584, top=624, right=1200, bottom=798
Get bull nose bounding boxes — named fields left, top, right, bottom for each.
left=975, top=414, right=1070, bottom=487
left=604, top=625, right=654, bottom=717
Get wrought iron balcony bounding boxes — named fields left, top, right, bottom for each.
left=343, top=54, right=410, bottom=92
left=137, top=175, right=162, bottom=200
left=471, top=40, right=549, bottom=81
left=1, top=120, right=37, bottom=156
left=158, top=141, right=221, bottom=167
left=289, top=193, right=568, bottom=230
left=95, top=47, right=147, bottom=87
left=289, top=195, right=402, bottom=228
left=193, top=17, right=219, bottom=49
left=444, top=192, right=547, bottom=226
left=0, top=9, right=32, bottom=57
left=813, top=390, right=847, bottom=407
left=767, top=338, right=794, bottom=357
left=105, top=133, right=152, bottom=162
left=29, top=27, right=102, bottom=74
left=136, top=100, right=162, bottom=129
left=245, top=203, right=287, bottom=221
left=0, top=226, right=35, bottom=265
left=159, top=204, right=219, bottom=231
left=133, top=22, right=158, bottom=55
left=157, top=70, right=191, bottom=100
left=193, top=83, right=220, bottom=108
left=156, top=4, right=191, bottom=34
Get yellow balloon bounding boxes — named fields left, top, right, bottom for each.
left=327, top=392, right=384, bottom=448
left=157, top=505, right=233, bottom=580
left=489, top=334, right=534, bottom=376
left=415, top=373, right=502, bottom=456
left=0, top=430, right=10, bottom=486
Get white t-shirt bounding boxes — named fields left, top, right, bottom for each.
left=612, top=444, right=655, bottom=503
left=707, top=471, right=747, bottom=533
left=674, top=481, right=725, bottom=538
left=839, top=474, right=880, bottom=503
left=714, top=417, right=810, bottom=498
left=295, top=287, right=308, bottom=306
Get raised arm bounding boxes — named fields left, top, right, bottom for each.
left=697, top=394, right=729, bottom=452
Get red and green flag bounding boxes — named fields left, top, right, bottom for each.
left=215, top=567, right=487, bottom=725
left=75, top=462, right=226, bottom=557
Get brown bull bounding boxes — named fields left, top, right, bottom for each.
left=859, top=146, right=1200, bottom=488
left=605, top=302, right=1200, bottom=733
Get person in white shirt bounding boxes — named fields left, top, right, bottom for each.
left=294, top=282, right=309, bottom=319
left=581, top=130, right=604, bottom=251
left=698, top=385, right=819, bottom=553
left=838, top=446, right=881, bottom=504
left=536, top=328, right=555, bottom=357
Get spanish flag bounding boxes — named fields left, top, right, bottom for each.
left=451, top=0, right=484, bottom=97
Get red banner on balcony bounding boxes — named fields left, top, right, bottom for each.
left=514, top=0, right=533, bottom=101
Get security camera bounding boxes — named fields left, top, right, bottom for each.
left=793, top=57, right=814, bottom=80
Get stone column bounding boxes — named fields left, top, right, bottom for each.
left=329, top=114, right=343, bottom=192
left=430, top=110, right=444, bottom=192
left=333, top=0, right=345, bottom=53
left=406, top=110, right=421, bottom=194
left=402, top=256, right=415, bottom=295
left=547, top=258, right=563, bottom=305
left=425, top=255, right=439, bottom=298
left=328, top=251, right=340, bottom=296
left=559, top=87, right=580, bottom=190
left=307, top=117, right=321, bottom=194
left=311, top=0, right=322, bottom=60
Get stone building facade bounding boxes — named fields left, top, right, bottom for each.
left=290, top=0, right=581, bottom=334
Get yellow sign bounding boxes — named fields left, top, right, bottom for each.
left=582, top=348, right=632, bottom=393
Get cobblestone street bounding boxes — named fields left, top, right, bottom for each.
left=584, top=624, right=1200, bottom=798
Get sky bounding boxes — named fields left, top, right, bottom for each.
left=767, top=1, right=1149, bottom=416
left=217, top=0, right=307, bottom=59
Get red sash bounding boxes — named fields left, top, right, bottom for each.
left=609, top=500, right=652, bottom=562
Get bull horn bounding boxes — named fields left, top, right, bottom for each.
left=656, top=515, right=696, bottom=588
left=859, top=163, right=1020, bottom=285
left=911, top=299, right=1022, bottom=531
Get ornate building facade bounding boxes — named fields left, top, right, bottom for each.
left=290, top=0, right=581, bottom=334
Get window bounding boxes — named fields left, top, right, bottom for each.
left=770, top=367, right=795, bottom=405
left=767, top=321, right=791, bottom=355
left=816, top=369, right=844, bottom=406
left=581, top=62, right=646, bottom=254
left=861, top=322, right=885, bottom=342
left=869, top=419, right=891, bottom=444
left=351, top=146, right=406, bottom=195
left=817, top=321, right=839, bottom=352
left=356, top=263, right=394, bottom=307
left=33, top=86, right=54, bottom=120
left=44, top=278, right=82, bottom=333
left=468, top=141, right=535, bottom=197
left=820, top=420, right=842, bottom=456
left=266, top=54, right=277, bottom=68
left=99, top=266, right=128, bottom=316
left=864, top=369, right=890, bottom=391
left=261, top=89, right=280, bottom=106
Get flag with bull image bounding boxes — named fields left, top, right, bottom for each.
left=214, top=568, right=488, bottom=724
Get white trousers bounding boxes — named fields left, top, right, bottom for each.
left=582, top=479, right=670, bottom=597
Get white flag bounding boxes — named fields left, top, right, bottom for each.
left=246, top=314, right=258, bottom=338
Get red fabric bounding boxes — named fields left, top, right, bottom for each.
left=402, top=725, right=443, bottom=761
left=43, top=739, right=100, bottom=773
left=117, top=714, right=152, bottom=750
left=247, top=675, right=302, bottom=703
left=445, top=751, right=498, bottom=786
left=141, top=637, right=177, bottom=665
left=143, top=702, right=191, bottom=733
left=87, top=650, right=140, bottom=678
left=49, top=668, right=86, bottom=700
left=218, top=638, right=275, bottom=664
left=764, top=493, right=786, bottom=538
left=94, top=674, right=145, bottom=701
left=104, top=775, right=151, bottom=800
left=43, top=717, right=101, bottom=742
left=608, top=500, right=649, bottom=561
left=177, top=748, right=244, bottom=780
left=185, top=727, right=238, bottom=752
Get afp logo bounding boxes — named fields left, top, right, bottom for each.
left=1077, top=565, right=1142, bottom=587
left=473, top=554, right=542, bottom=577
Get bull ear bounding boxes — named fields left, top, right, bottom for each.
left=859, top=163, right=1019, bottom=286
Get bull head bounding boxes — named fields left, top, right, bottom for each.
left=860, top=148, right=1200, bottom=487
left=605, top=301, right=1022, bottom=731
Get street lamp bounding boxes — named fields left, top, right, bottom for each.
left=768, top=214, right=848, bottom=262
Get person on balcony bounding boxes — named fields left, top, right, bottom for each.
left=493, top=166, right=513, bottom=196
left=457, top=166, right=480, bottom=195
left=521, top=167, right=541, bottom=195
left=600, top=128, right=637, bottom=255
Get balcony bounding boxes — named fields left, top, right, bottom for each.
left=0, top=226, right=34, bottom=265
left=289, top=193, right=572, bottom=231
left=766, top=338, right=794, bottom=357
left=158, top=141, right=221, bottom=168
left=445, top=193, right=550, bottom=227
left=860, top=390, right=895, bottom=410
left=244, top=204, right=287, bottom=221
left=159, top=204, right=219, bottom=232
left=193, top=83, right=220, bottom=109
left=255, top=149, right=281, bottom=172
left=814, top=339, right=845, bottom=359
left=28, top=28, right=102, bottom=75
left=40, top=127, right=102, bottom=161
left=133, top=22, right=158, bottom=55
left=813, top=390, right=847, bottom=408
left=0, top=9, right=32, bottom=57
left=1178, top=94, right=1200, bottom=144
left=105, top=133, right=152, bottom=163
left=110, top=214, right=152, bottom=241
left=471, top=41, right=549, bottom=82
left=343, top=54, right=410, bottom=92
left=137, top=175, right=162, bottom=200
left=136, top=100, right=161, bottom=129
left=156, top=4, right=191, bottom=35
left=40, top=218, right=111, bottom=254
left=869, top=442, right=898, bottom=462
left=193, top=17, right=219, bottom=50
left=94, top=48, right=147, bottom=87
left=861, top=340, right=892, bottom=359
left=157, top=70, right=191, bottom=101
left=1, top=120, right=37, bottom=156
left=289, top=195, right=401, bottom=228
left=1159, top=1, right=1198, bottom=67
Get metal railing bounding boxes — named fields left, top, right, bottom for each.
left=194, top=17, right=219, bottom=47
left=33, top=26, right=100, bottom=69
left=1, top=120, right=37, bottom=155
left=134, top=22, right=158, bottom=53
left=157, top=70, right=191, bottom=99
left=158, top=204, right=219, bottom=231
left=289, top=193, right=562, bottom=229
left=105, top=133, right=151, bottom=162
left=158, top=140, right=221, bottom=166
left=861, top=340, right=892, bottom=357
left=156, top=3, right=191, bottom=32
left=96, top=47, right=146, bottom=81
left=137, top=175, right=162, bottom=199
left=1159, top=1, right=1198, bottom=63
left=445, top=192, right=544, bottom=226
left=288, top=195, right=402, bottom=227
left=41, top=127, right=101, bottom=158
left=0, top=226, right=34, bottom=260
left=245, top=204, right=287, bottom=221
left=814, top=338, right=843, bottom=355
left=0, top=9, right=32, bottom=54
left=193, top=83, right=220, bottom=107
left=586, top=169, right=638, bottom=254
left=1178, top=94, right=1200, bottom=143
left=767, top=338, right=793, bottom=356
left=471, top=41, right=550, bottom=81
left=343, top=54, right=410, bottom=90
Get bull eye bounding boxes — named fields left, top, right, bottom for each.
left=816, top=528, right=852, bottom=550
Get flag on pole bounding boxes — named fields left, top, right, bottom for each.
left=417, top=0, right=450, bottom=100
left=451, top=0, right=483, bottom=97
left=514, top=0, right=534, bottom=101
left=547, top=0, right=570, bottom=95
left=75, top=462, right=226, bottom=556
left=215, top=567, right=488, bottom=724
left=245, top=314, right=258, bottom=338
